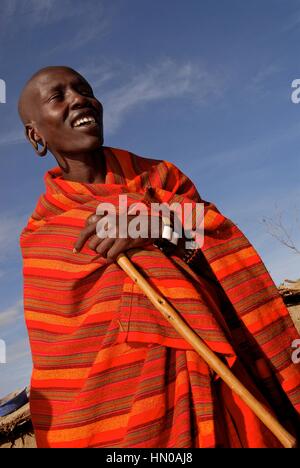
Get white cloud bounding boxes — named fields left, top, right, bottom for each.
left=283, top=8, right=300, bottom=32
left=2, top=0, right=80, bottom=26
left=248, top=64, right=281, bottom=93
left=1, top=0, right=109, bottom=49
left=46, top=4, right=109, bottom=54
left=0, top=337, right=32, bottom=396
left=0, top=214, right=28, bottom=262
left=0, top=300, right=31, bottom=396
left=23, top=0, right=71, bottom=24
left=196, top=121, right=300, bottom=174
left=7, top=336, right=31, bottom=364
left=0, top=299, right=23, bottom=328
left=79, top=62, right=117, bottom=90
left=0, top=128, right=24, bottom=146
left=92, top=59, right=222, bottom=134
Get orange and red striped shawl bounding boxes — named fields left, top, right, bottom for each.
left=20, top=147, right=300, bottom=448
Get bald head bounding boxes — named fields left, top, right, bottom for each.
left=18, top=66, right=82, bottom=125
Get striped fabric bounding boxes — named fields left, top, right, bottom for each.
left=20, top=147, right=300, bottom=448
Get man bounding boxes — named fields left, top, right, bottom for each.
left=18, top=66, right=299, bottom=448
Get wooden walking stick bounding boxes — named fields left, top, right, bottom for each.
left=116, top=252, right=297, bottom=449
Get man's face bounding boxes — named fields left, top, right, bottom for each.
left=30, top=68, right=104, bottom=154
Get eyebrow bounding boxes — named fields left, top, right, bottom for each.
left=46, top=84, right=64, bottom=94
left=42, top=77, right=92, bottom=98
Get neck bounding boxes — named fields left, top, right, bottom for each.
left=55, top=148, right=106, bottom=183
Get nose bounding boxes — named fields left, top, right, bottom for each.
left=69, top=89, right=90, bottom=109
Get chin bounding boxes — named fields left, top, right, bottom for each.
left=78, top=134, right=104, bottom=151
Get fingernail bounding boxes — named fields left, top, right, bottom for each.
left=73, top=248, right=78, bottom=254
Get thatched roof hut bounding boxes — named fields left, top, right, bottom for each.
left=279, top=279, right=300, bottom=334
left=0, top=389, right=36, bottom=448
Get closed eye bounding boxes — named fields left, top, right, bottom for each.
left=49, top=92, right=64, bottom=102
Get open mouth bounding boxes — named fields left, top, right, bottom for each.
left=72, top=116, right=98, bottom=128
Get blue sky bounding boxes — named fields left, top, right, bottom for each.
left=0, top=0, right=300, bottom=397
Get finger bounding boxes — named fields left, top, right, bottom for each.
left=106, top=238, right=130, bottom=261
left=88, top=234, right=103, bottom=251
left=73, top=223, right=97, bottom=252
left=96, top=237, right=115, bottom=258
left=88, top=225, right=116, bottom=251
left=107, top=237, right=151, bottom=262
left=85, top=213, right=101, bottom=227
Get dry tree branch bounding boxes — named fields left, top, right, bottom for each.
left=262, top=205, right=300, bottom=255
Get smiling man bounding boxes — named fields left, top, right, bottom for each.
left=18, top=66, right=300, bottom=448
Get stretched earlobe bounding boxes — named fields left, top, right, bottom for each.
left=32, top=138, right=48, bottom=157
left=25, top=125, right=48, bottom=157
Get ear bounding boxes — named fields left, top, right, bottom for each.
left=25, top=123, right=47, bottom=157
left=25, top=123, right=43, bottom=149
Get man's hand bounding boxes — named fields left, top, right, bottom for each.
left=73, top=213, right=156, bottom=263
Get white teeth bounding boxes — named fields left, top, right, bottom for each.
left=73, top=116, right=96, bottom=127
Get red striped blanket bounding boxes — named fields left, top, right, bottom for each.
left=20, top=146, right=300, bottom=448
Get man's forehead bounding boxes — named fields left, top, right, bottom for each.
left=33, top=68, right=87, bottom=95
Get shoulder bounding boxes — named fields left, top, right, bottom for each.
left=104, top=146, right=181, bottom=174
left=103, top=146, right=191, bottom=190
left=104, top=146, right=162, bottom=167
